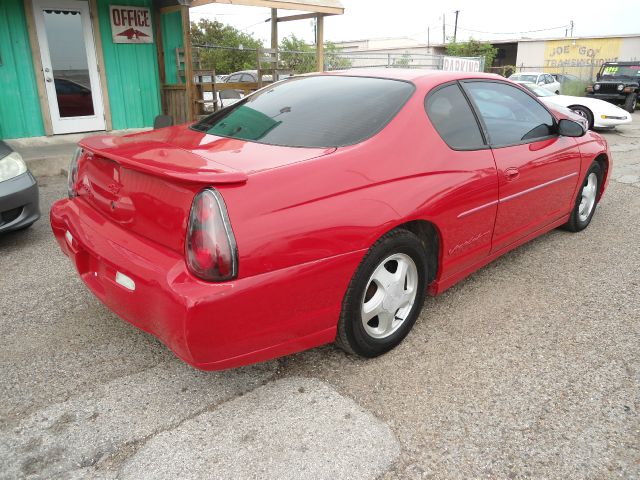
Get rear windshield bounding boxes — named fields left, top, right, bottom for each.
left=191, top=75, right=415, bottom=148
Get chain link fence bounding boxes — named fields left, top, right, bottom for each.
left=488, top=64, right=597, bottom=96
left=193, top=44, right=484, bottom=74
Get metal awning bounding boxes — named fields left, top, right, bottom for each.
left=161, top=0, right=344, bottom=15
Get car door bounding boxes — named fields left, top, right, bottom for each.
left=544, top=74, right=560, bottom=93
left=424, top=82, right=499, bottom=276
left=462, top=80, right=581, bottom=253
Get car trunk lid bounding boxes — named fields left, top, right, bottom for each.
left=75, top=127, right=334, bottom=252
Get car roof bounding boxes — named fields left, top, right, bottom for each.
left=512, top=71, right=545, bottom=75
left=318, top=68, right=505, bottom=88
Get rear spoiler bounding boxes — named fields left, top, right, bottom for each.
left=78, top=135, right=248, bottom=184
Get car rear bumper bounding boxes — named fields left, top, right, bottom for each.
left=50, top=197, right=361, bottom=370
left=0, top=172, right=40, bottom=233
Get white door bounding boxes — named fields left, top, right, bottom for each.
left=33, top=0, right=106, bottom=134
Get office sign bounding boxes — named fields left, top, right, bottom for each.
left=442, top=56, right=481, bottom=72
left=110, top=5, right=153, bottom=43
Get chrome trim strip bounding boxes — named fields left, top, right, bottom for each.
left=457, top=172, right=579, bottom=219
left=499, top=172, right=578, bottom=204
left=457, top=200, right=498, bottom=219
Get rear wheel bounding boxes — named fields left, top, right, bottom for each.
left=336, top=229, right=427, bottom=358
left=624, top=92, right=637, bottom=113
left=564, top=162, right=602, bottom=232
left=569, top=105, right=593, bottom=130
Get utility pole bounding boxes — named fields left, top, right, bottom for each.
left=442, top=14, right=445, bottom=44
left=453, top=10, right=459, bottom=43
left=570, top=20, right=574, bottom=37
left=427, top=27, right=430, bottom=49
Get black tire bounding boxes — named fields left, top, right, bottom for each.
left=336, top=229, right=427, bottom=357
left=564, top=161, right=603, bottom=232
left=624, top=93, right=637, bottom=113
left=569, top=105, right=594, bottom=130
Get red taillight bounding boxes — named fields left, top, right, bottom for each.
left=185, top=189, right=238, bottom=281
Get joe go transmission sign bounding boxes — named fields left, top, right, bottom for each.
left=109, top=5, right=154, bottom=44
left=442, top=56, right=481, bottom=72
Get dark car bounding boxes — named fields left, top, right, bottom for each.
left=0, top=142, right=40, bottom=233
left=54, top=78, right=94, bottom=117
left=586, top=61, right=640, bottom=113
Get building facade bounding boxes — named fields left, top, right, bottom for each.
left=0, top=0, right=191, bottom=140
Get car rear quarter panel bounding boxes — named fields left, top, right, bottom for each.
left=218, top=83, right=499, bottom=288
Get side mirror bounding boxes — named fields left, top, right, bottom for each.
left=558, top=118, right=586, bottom=137
left=538, top=81, right=545, bottom=86
left=596, top=73, right=601, bottom=81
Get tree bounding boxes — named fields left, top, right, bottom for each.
left=279, top=34, right=352, bottom=74
left=190, top=19, right=263, bottom=74
left=445, top=39, right=497, bottom=72
left=392, top=52, right=412, bottom=67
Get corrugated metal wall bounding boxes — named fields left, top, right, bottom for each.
left=0, top=0, right=45, bottom=140
left=95, top=0, right=161, bottom=130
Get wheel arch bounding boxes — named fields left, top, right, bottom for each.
left=593, top=152, right=609, bottom=199
left=391, top=219, right=442, bottom=286
left=568, top=104, right=594, bottom=128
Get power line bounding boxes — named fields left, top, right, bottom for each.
left=447, top=24, right=571, bottom=36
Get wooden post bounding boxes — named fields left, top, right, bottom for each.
left=270, top=8, right=277, bottom=82
left=270, top=8, right=277, bottom=50
left=181, top=5, right=194, bottom=120
left=316, top=14, right=324, bottom=72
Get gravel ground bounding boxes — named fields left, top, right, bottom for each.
left=1, top=116, right=639, bottom=479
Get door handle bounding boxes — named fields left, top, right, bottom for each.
left=504, top=167, right=520, bottom=181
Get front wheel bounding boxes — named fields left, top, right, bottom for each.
left=336, top=229, right=427, bottom=358
left=570, top=105, right=594, bottom=130
left=564, top=162, right=602, bottom=232
left=624, top=93, right=637, bottom=113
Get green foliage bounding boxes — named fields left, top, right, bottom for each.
left=392, top=52, right=412, bottom=67
left=445, top=39, right=497, bottom=72
left=190, top=19, right=263, bottom=74
left=279, top=34, right=352, bottom=74
left=560, top=80, right=589, bottom=97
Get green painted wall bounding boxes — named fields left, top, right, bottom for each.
left=161, top=11, right=183, bottom=85
left=96, top=0, right=161, bottom=129
left=0, top=0, right=45, bottom=140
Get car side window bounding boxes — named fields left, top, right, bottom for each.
left=425, top=83, right=485, bottom=150
left=240, top=74, right=254, bottom=82
left=227, top=74, right=241, bottom=82
left=463, top=81, right=555, bottom=147
left=545, top=74, right=554, bottom=84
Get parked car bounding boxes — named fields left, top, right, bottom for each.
left=0, top=141, right=40, bottom=233
left=586, top=61, right=640, bottom=113
left=225, top=70, right=290, bottom=83
left=51, top=70, right=610, bottom=370
left=508, top=72, right=561, bottom=94
left=552, top=73, right=580, bottom=84
left=516, top=81, right=632, bottom=129
left=225, top=70, right=260, bottom=83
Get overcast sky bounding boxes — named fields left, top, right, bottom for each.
left=190, top=0, right=640, bottom=46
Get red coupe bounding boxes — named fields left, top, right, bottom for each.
left=51, top=70, right=610, bottom=370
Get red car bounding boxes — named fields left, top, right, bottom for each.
left=51, top=70, right=610, bottom=370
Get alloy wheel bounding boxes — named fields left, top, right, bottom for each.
left=360, top=253, right=418, bottom=339
left=578, top=172, right=598, bottom=222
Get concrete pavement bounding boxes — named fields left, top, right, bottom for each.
left=1, top=116, right=639, bottom=479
